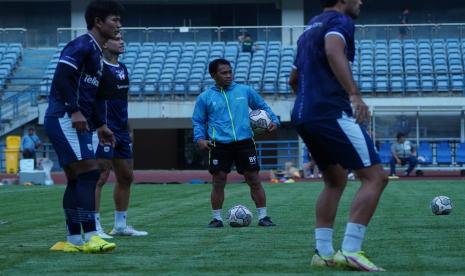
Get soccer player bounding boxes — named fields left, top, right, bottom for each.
left=92, top=33, right=147, bottom=238
left=45, top=0, right=124, bottom=253
left=289, top=0, right=388, bottom=271
left=192, top=58, right=279, bottom=228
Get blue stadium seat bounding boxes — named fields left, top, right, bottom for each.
left=418, top=142, right=433, bottom=164
left=390, top=75, right=404, bottom=93
left=455, top=143, right=465, bottom=164
left=421, top=75, right=434, bottom=92
left=436, top=142, right=452, bottom=164
left=378, top=142, right=392, bottom=164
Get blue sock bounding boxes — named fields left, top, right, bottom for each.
left=63, top=179, right=81, bottom=236
left=75, top=170, right=100, bottom=233
left=342, top=222, right=367, bottom=253
left=315, top=228, right=334, bottom=256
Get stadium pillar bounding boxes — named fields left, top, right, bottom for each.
left=71, top=0, right=91, bottom=38
left=281, top=0, right=304, bottom=46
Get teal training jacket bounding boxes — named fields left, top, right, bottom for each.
left=192, top=82, right=280, bottom=144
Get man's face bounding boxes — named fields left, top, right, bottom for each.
left=398, top=136, right=406, bottom=143
left=97, top=14, right=122, bottom=39
left=212, top=64, right=233, bottom=88
left=28, top=129, right=33, bottom=136
left=345, top=0, right=362, bottom=19
left=104, top=33, right=124, bottom=56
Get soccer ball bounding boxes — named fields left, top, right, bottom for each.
left=249, top=109, right=271, bottom=135
left=227, top=205, right=253, bottom=227
left=431, top=196, right=453, bottom=215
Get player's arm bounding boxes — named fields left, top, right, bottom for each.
left=53, top=63, right=89, bottom=131
left=325, top=34, right=368, bottom=124
left=192, top=95, right=212, bottom=150
left=247, top=87, right=280, bottom=132
left=288, top=68, right=299, bottom=94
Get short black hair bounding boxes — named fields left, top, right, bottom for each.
left=320, top=0, right=339, bottom=8
left=396, top=132, right=405, bottom=139
left=85, top=0, right=125, bottom=30
left=209, top=59, right=231, bottom=76
left=28, top=127, right=34, bottom=131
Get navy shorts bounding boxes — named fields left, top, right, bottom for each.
left=209, top=139, right=259, bottom=175
left=92, top=130, right=133, bottom=160
left=44, top=115, right=96, bottom=167
left=296, top=114, right=380, bottom=171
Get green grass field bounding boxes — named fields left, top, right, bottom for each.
left=0, top=180, right=464, bottom=275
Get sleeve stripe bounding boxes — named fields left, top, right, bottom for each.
left=292, top=64, right=298, bottom=70
left=325, top=31, right=346, bottom=45
left=58, top=60, right=78, bottom=70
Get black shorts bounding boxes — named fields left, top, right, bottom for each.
left=209, top=139, right=259, bottom=174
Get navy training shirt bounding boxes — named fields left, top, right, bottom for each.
left=97, top=60, right=129, bottom=132
left=291, top=10, right=356, bottom=125
left=45, top=33, right=103, bottom=129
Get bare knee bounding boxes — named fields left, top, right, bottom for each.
left=97, top=169, right=111, bottom=187
left=244, top=171, right=261, bottom=189
left=212, top=172, right=227, bottom=191
left=117, top=172, right=134, bottom=186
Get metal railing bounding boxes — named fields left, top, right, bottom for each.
left=255, top=140, right=299, bottom=170
left=0, top=28, right=28, bottom=46
left=56, top=23, right=465, bottom=46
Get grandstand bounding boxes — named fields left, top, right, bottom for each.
left=0, top=0, right=464, bottom=173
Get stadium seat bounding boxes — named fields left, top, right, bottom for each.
left=417, top=142, right=433, bottom=164
left=436, top=142, right=452, bottom=164
left=378, top=142, right=392, bottom=164
left=455, top=143, right=465, bottom=164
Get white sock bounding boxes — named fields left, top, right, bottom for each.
left=257, top=207, right=267, bottom=220
left=115, top=211, right=127, bottom=229
left=342, top=222, right=367, bottom=253
left=67, top=234, right=84, bottom=246
left=315, top=228, right=334, bottom=256
left=84, top=231, right=97, bottom=242
left=212, top=209, right=222, bottom=221
left=95, top=213, right=102, bottom=231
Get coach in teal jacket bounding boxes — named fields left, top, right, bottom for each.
left=192, top=58, right=279, bottom=228
left=192, top=80, right=279, bottom=144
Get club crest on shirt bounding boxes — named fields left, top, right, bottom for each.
left=118, top=69, right=126, bottom=80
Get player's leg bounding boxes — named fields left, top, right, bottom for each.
left=92, top=132, right=113, bottom=238
left=208, top=142, right=232, bottom=228
left=109, top=158, right=147, bottom=236
left=405, top=155, right=417, bottom=176
left=45, top=115, right=115, bottom=253
left=389, top=156, right=396, bottom=176
left=235, top=139, right=275, bottom=226
left=332, top=116, right=388, bottom=271
left=95, top=158, right=112, bottom=238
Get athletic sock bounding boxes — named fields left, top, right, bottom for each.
left=115, top=211, right=127, bottom=229
left=84, top=231, right=98, bottom=242
left=75, top=170, right=100, bottom=233
left=63, top=179, right=81, bottom=236
left=342, top=222, right=367, bottom=253
left=257, top=207, right=267, bottom=220
left=67, top=234, right=84, bottom=246
left=95, top=213, right=102, bottom=231
left=212, top=209, right=222, bottom=221
left=315, top=228, right=334, bottom=256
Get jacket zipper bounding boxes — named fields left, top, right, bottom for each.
left=221, top=88, right=237, bottom=142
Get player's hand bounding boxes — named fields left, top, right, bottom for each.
left=267, top=123, right=277, bottom=132
left=350, top=94, right=370, bottom=124
left=97, top=124, right=115, bottom=148
left=197, top=139, right=213, bottom=151
left=396, top=158, right=402, bottom=165
left=71, top=111, right=89, bottom=132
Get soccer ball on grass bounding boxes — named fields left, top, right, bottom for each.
left=430, top=195, right=452, bottom=215
left=227, top=205, right=253, bottom=227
